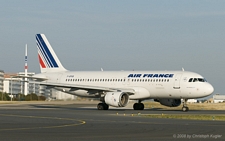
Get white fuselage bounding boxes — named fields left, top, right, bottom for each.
left=34, top=34, right=214, bottom=110
left=36, top=70, right=214, bottom=100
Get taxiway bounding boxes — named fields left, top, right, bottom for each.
left=0, top=101, right=224, bottom=141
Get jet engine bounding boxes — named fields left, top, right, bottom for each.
left=104, top=92, right=129, bottom=107
left=155, top=99, right=181, bottom=107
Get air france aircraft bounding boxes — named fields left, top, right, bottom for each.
left=33, top=34, right=214, bottom=112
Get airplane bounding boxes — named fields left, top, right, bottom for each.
left=33, top=34, right=214, bottom=112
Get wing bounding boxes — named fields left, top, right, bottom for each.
left=35, top=81, right=135, bottom=95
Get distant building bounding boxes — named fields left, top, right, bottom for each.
left=17, top=72, right=40, bottom=94
left=181, top=99, right=198, bottom=103
left=3, top=72, right=76, bottom=100
left=3, top=73, right=21, bottom=94
left=213, top=94, right=225, bottom=103
left=187, top=99, right=197, bottom=103
left=3, top=72, right=49, bottom=97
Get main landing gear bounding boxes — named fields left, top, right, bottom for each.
left=133, top=100, right=144, bottom=110
left=182, top=99, right=189, bottom=112
left=97, top=103, right=109, bottom=110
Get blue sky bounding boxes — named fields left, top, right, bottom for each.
left=0, top=0, right=225, bottom=95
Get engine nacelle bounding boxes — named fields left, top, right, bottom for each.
left=156, top=99, right=181, bottom=107
left=104, top=92, right=129, bottom=107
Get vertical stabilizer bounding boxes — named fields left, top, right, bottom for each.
left=36, top=34, right=67, bottom=73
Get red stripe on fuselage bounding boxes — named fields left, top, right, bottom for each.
left=38, top=54, right=46, bottom=68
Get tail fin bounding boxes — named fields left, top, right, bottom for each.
left=35, top=34, right=67, bottom=73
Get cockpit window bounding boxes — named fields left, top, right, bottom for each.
left=198, top=78, right=205, bottom=82
left=188, top=78, right=193, bottom=82
left=193, top=78, right=198, bottom=82
left=188, top=78, right=206, bottom=82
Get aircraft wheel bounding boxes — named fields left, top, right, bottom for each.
left=140, top=103, right=144, bottom=110
left=186, top=107, right=189, bottom=111
left=133, top=103, right=138, bottom=110
left=133, top=103, right=144, bottom=110
left=103, top=103, right=109, bottom=110
left=97, top=103, right=104, bottom=110
left=97, top=103, right=109, bottom=110
left=182, top=106, right=189, bottom=112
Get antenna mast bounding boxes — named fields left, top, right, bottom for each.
left=24, top=44, right=28, bottom=96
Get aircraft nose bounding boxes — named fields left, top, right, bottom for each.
left=206, top=83, right=214, bottom=95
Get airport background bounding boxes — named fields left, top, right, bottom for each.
left=0, top=69, right=76, bottom=101
left=0, top=1, right=225, bottom=103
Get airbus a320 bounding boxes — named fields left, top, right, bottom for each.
left=33, top=34, right=214, bottom=112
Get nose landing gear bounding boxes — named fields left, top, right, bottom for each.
left=182, top=99, right=189, bottom=112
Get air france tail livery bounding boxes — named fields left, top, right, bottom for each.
left=34, top=34, right=214, bottom=112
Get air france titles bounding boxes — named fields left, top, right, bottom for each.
left=128, top=74, right=174, bottom=78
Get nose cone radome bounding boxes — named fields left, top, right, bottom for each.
left=206, top=83, right=214, bottom=96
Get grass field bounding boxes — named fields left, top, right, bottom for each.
left=143, top=101, right=225, bottom=110
left=141, top=102, right=225, bottom=121
left=142, top=114, right=225, bottom=121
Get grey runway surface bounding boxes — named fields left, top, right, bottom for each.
left=0, top=102, right=224, bottom=141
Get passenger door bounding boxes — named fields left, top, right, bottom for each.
left=173, top=74, right=182, bottom=89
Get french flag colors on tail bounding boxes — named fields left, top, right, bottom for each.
left=36, top=34, right=67, bottom=73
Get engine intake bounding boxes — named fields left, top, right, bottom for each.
left=104, top=92, right=129, bottom=107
